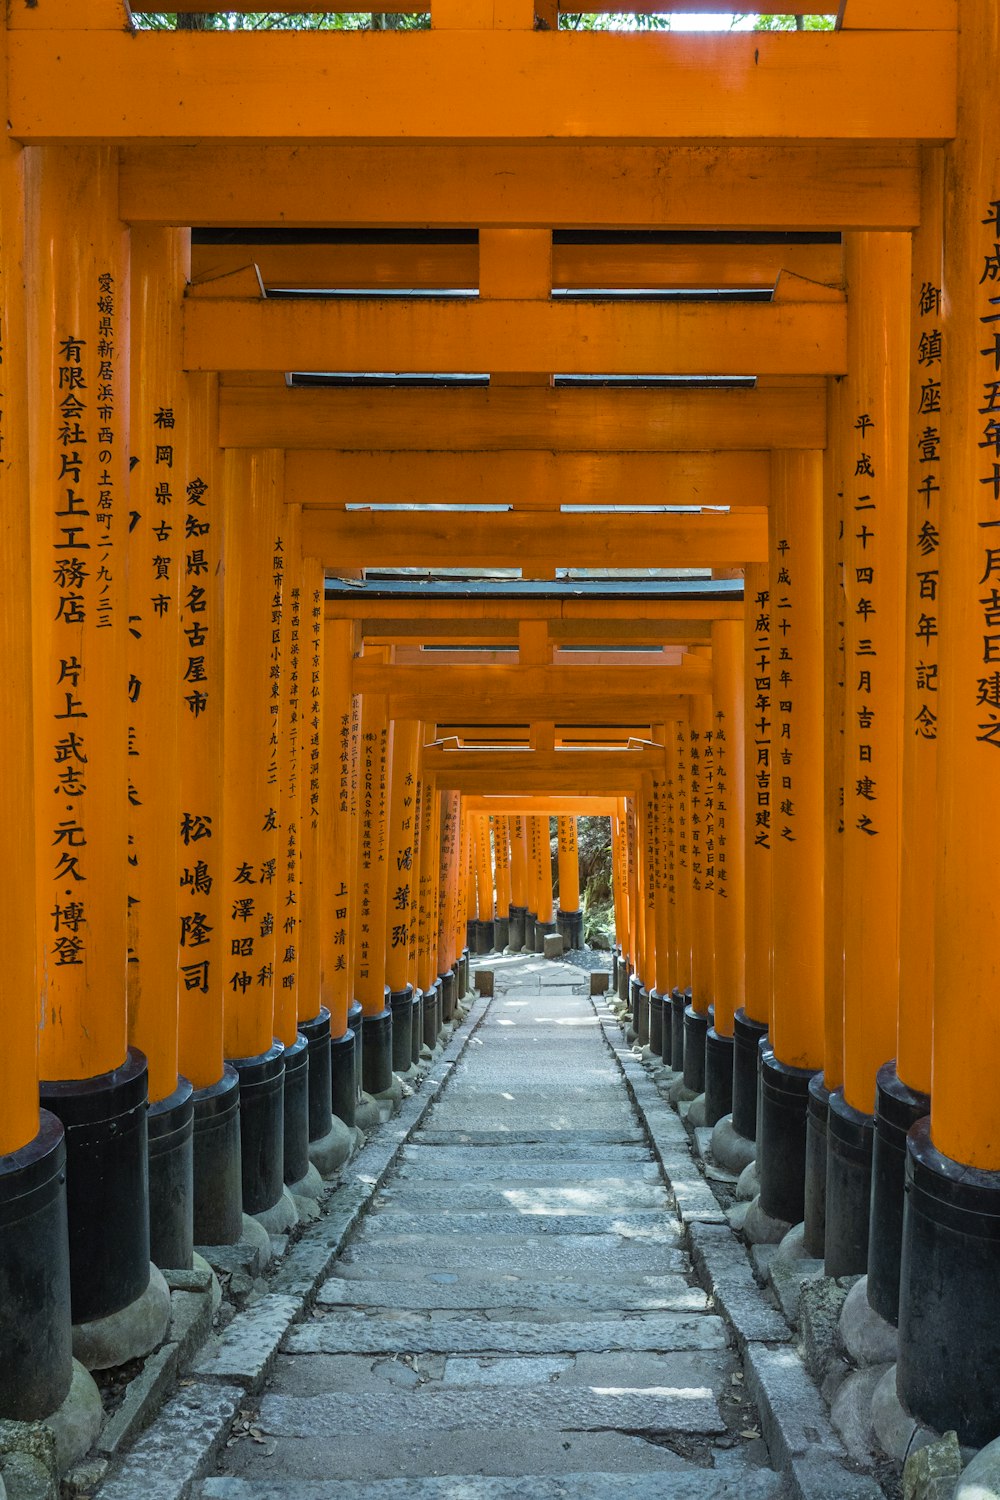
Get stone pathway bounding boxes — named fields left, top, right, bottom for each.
left=194, top=955, right=786, bottom=1500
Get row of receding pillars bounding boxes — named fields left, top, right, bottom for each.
left=464, top=811, right=584, bottom=959
left=0, top=149, right=603, bottom=1433
left=595, top=197, right=1000, bottom=1455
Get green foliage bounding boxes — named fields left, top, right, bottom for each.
left=132, top=11, right=429, bottom=29
left=733, top=11, right=836, bottom=28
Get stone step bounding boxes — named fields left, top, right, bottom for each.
left=338, top=1231, right=688, bottom=1275
left=272, top=1349, right=731, bottom=1398
left=411, top=1128, right=648, bottom=1146
left=355, top=1209, right=683, bottom=1240
left=197, top=1464, right=785, bottom=1499
left=396, top=1144, right=654, bottom=1172
left=374, top=1179, right=669, bottom=1211
left=317, top=1272, right=706, bottom=1313
left=210, top=1428, right=762, bottom=1484
left=256, top=1383, right=726, bottom=1441
left=286, top=1309, right=726, bottom=1357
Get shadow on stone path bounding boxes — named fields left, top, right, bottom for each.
left=194, top=955, right=787, bottom=1500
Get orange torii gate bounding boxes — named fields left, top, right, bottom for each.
left=5, top=0, right=1000, bottom=1469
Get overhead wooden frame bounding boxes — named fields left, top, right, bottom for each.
left=184, top=293, right=846, bottom=378
left=7, top=29, right=954, bottom=144
left=220, top=382, right=827, bottom=453
left=122, top=143, right=921, bottom=232
left=284, top=449, right=770, bottom=510
left=305, top=506, right=767, bottom=569
left=192, top=239, right=844, bottom=293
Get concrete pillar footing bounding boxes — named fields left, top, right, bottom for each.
left=42, top=1360, right=103, bottom=1475
left=251, top=1184, right=299, bottom=1236
left=308, top=1116, right=354, bottom=1177
left=355, top=1092, right=381, bottom=1131
left=286, top=1161, right=325, bottom=1203
left=741, top=1193, right=792, bottom=1246
left=710, top=1114, right=757, bottom=1175
left=71, top=1263, right=171, bottom=1372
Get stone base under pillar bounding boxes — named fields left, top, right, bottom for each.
left=71, top=1263, right=171, bottom=1372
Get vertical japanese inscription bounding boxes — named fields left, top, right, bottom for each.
left=975, top=200, right=1000, bottom=748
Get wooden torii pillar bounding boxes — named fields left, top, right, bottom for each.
left=0, top=56, right=73, bottom=1420
left=897, top=1, right=1000, bottom=1445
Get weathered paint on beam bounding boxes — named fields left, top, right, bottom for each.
left=121, top=143, right=921, bottom=231
left=185, top=294, right=844, bottom=376
left=192, top=240, right=843, bottom=293
left=463, top=796, right=619, bottom=815
left=394, top=693, right=689, bottom=722
left=9, top=32, right=954, bottom=144
left=221, top=383, right=827, bottom=454
left=356, top=660, right=710, bottom=698
left=285, top=450, right=770, bottom=510
left=307, top=507, right=767, bottom=569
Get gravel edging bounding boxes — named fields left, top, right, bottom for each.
left=91, top=994, right=492, bottom=1500
left=592, top=999, right=885, bottom=1500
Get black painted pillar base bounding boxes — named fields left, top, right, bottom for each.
left=803, top=1073, right=830, bottom=1259
left=230, top=1042, right=285, bottom=1218
left=867, top=1061, right=930, bottom=1326
left=282, top=1033, right=311, bottom=1188
left=670, top=988, right=688, bottom=1075
left=0, top=1111, right=73, bottom=1420
left=361, top=1007, right=393, bottom=1097
left=758, top=1050, right=816, bottom=1227
left=190, top=1064, right=243, bottom=1246
left=649, top=989, right=664, bottom=1058
left=557, top=909, right=584, bottom=950
left=147, top=1077, right=194, bottom=1270
left=617, top=957, right=630, bottom=1004
left=299, top=1008, right=333, bottom=1145
left=411, top=988, right=423, bottom=1067
left=824, top=1086, right=874, bottom=1279
left=440, top=967, right=457, bottom=1024
left=423, top=980, right=441, bottom=1050
left=494, top=915, right=510, bottom=951
left=507, top=905, right=527, bottom=951
left=629, top=974, right=643, bottom=1038
left=897, top=1118, right=1000, bottom=1447
left=41, top=1048, right=151, bottom=1324
left=733, top=1008, right=769, bottom=1143
left=637, top=986, right=650, bottom=1046
left=466, top=917, right=478, bottom=952
left=523, top=911, right=538, bottom=952
left=460, top=947, right=471, bottom=997
left=704, top=1029, right=734, bottom=1128
left=347, top=999, right=363, bottom=1102
left=683, top=1006, right=709, bottom=1094
left=474, top=919, right=494, bottom=955
left=389, top=985, right=415, bottom=1073
left=651, top=991, right=671, bottom=1067
left=330, top=1028, right=357, bottom=1129
left=536, top=919, right=559, bottom=953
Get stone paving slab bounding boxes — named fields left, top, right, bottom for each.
left=96, top=1383, right=243, bottom=1500
left=338, top=1232, right=688, bottom=1274
left=287, top=1310, right=727, bottom=1356
left=198, top=1472, right=785, bottom=1500
left=316, top=1273, right=706, bottom=1313
left=375, top=1179, right=670, bottom=1211
left=355, top=1209, right=684, bottom=1240
left=191, top=1294, right=302, bottom=1393
left=258, top=1384, right=726, bottom=1439
left=412, top=1127, right=648, bottom=1146
left=268, top=1349, right=732, bottom=1397
left=216, top=1428, right=743, bottom=1483
left=397, top=1143, right=655, bottom=1172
